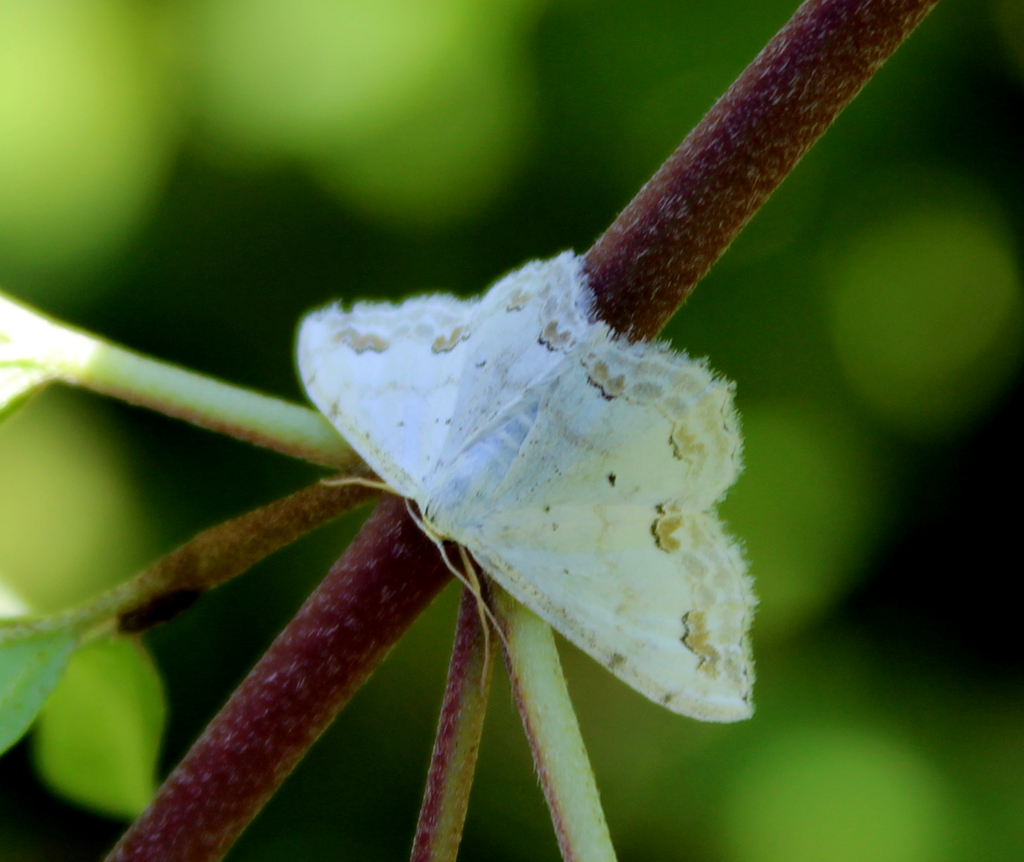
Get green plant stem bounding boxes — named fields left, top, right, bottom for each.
left=411, top=587, right=494, bottom=862
left=0, top=292, right=355, bottom=468
left=493, top=586, right=616, bottom=862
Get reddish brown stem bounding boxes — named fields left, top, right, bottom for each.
left=106, top=0, right=941, bottom=859
left=105, top=496, right=451, bottom=862
left=120, top=476, right=380, bottom=632
left=584, top=0, right=940, bottom=341
left=410, top=587, right=493, bottom=862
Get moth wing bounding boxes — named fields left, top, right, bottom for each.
left=436, top=324, right=752, bottom=719
left=467, top=506, right=754, bottom=720
left=513, top=324, right=741, bottom=510
left=438, top=321, right=743, bottom=527
left=433, top=253, right=591, bottom=465
left=297, top=293, right=479, bottom=497
left=298, top=253, right=590, bottom=500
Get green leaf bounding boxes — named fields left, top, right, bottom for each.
left=0, top=626, right=77, bottom=755
left=33, top=637, right=166, bottom=819
left=0, top=362, right=49, bottom=422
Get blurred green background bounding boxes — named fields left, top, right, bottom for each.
left=1, top=0, right=1022, bottom=859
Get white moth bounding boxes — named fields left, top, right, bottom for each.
left=297, top=252, right=755, bottom=721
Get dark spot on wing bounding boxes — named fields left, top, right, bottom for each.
left=586, top=360, right=626, bottom=399
left=506, top=288, right=531, bottom=311
left=334, top=328, right=390, bottom=353
left=432, top=325, right=469, bottom=353
left=608, top=652, right=625, bottom=669
left=652, top=503, right=683, bottom=552
left=681, top=611, right=720, bottom=676
left=607, top=472, right=616, bottom=487
left=539, top=320, right=574, bottom=351
left=669, top=423, right=706, bottom=464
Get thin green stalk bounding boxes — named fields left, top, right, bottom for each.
left=492, top=586, right=616, bottom=862
left=0, top=291, right=355, bottom=467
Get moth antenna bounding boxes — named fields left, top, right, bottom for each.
left=320, top=475, right=395, bottom=493
left=457, top=544, right=507, bottom=692
left=403, top=501, right=507, bottom=680
left=456, top=545, right=492, bottom=690
left=454, top=545, right=509, bottom=660
left=403, top=500, right=472, bottom=589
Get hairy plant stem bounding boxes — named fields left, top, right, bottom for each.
left=106, top=1, right=942, bottom=859
left=585, top=0, right=941, bottom=340
left=411, top=587, right=494, bottom=862
left=0, top=477, right=380, bottom=645
left=493, top=588, right=615, bottom=862
left=106, top=495, right=451, bottom=862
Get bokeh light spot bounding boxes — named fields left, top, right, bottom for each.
left=719, top=404, right=883, bottom=640
left=314, top=41, right=533, bottom=224
left=722, top=726, right=955, bottom=862
left=190, top=0, right=470, bottom=148
left=188, top=0, right=539, bottom=223
left=826, top=197, right=1023, bottom=437
left=0, top=393, right=153, bottom=612
left=0, top=0, right=175, bottom=275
